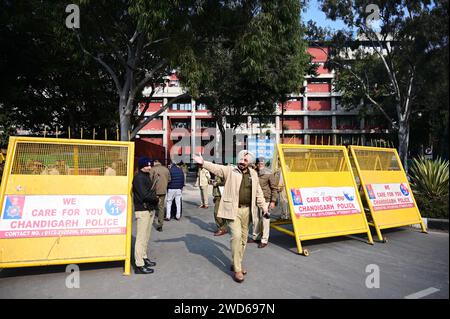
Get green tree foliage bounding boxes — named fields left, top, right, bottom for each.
left=0, top=1, right=118, bottom=144
left=184, top=1, right=311, bottom=134
left=315, top=0, right=449, bottom=168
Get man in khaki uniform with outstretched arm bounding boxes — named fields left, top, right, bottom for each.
left=193, top=150, right=268, bottom=283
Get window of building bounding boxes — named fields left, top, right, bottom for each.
left=171, top=102, right=192, bottom=111
left=337, top=116, right=359, bottom=130
left=200, top=120, right=216, bottom=128
left=171, top=120, right=191, bottom=130
left=197, top=103, right=208, bottom=110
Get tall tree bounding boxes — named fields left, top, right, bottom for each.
left=0, top=0, right=118, bottom=143
left=184, top=0, right=312, bottom=157
left=316, top=0, right=448, bottom=168
left=72, top=0, right=276, bottom=141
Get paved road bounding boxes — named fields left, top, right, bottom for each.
left=0, top=183, right=448, bottom=299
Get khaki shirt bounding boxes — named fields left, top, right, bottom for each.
left=150, top=163, right=171, bottom=195
left=203, top=161, right=268, bottom=221
left=258, top=167, right=279, bottom=203
left=197, top=168, right=211, bottom=187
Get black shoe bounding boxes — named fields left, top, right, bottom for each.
left=143, top=258, right=156, bottom=267
left=134, top=265, right=154, bottom=274
left=156, top=225, right=163, bottom=232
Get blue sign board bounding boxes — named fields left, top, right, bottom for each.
left=247, top=137, right=275, bottom=161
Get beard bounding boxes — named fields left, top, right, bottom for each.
left=237, top=163, right=247, bottom=171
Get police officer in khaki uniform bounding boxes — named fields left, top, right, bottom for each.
left=249, top=157, right=278, bottom=248
left=150, top=160, right=171, bottom=231
left=197, top=165, right=211, bottom=208
left=193, top=151, right=268, bottom=283
left=211, top=174, right=227, bottom=236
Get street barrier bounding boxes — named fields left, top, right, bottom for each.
left=271, top=144, right=373, bottom=256
left=348, top=146, right=426, bottom=242
left=0, top=136, right=134, bottom=274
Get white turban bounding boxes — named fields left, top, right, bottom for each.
left=237, top=150, right=256, bottom=164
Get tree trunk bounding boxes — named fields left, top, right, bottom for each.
left=119, top=96, right=131, bottom=141
left=398, top=120, right=410, bottom=172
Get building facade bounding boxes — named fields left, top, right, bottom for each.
left=138, top=47, right=390, bottom=163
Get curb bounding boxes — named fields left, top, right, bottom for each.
left=428, top=218, right=449, bottom=231
left=410, top=218, right=449, bottom=231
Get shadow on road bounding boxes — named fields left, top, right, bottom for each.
left=156, top=233, right=231, bottom=276
left=269, top=223, right=412, bottom=254
left=185, top=216, right=217, bottom=233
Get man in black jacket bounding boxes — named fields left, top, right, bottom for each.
left=133, top=157, right=158, bottom=274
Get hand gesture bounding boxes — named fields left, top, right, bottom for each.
left=193, top=153, right=204, bottom=165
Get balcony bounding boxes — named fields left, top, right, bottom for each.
left=308, top=117, right=332, bottom=130
left=307, top=98, right=331, bottom=111
left=283, top=100, right=302, bottom=111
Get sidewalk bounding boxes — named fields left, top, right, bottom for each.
left=0, top=182, right=448, bottom=299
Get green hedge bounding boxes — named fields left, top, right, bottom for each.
left=415, top=193, right=449, bottom=219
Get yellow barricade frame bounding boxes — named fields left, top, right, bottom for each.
left=271, top=144, right=373, bottom=256
left=0, top=137, right=135, bottom=275
left=349, top=146, right=427, bottom=242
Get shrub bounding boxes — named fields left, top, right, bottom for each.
left=409, top=156, right=449, bottom=219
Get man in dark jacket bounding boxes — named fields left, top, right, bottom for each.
left=133, top=157, right=158, bottom=274
left=166, top=161, right=185, bottom=220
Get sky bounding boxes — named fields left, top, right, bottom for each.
left=301, top=0, right=348, bottom=30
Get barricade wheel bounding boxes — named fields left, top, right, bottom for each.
left=302, top=249, right=309, bottom=257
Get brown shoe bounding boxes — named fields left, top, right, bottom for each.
left=230, top=265, right=247, bottom=275
left=233, top=271, right=245, bottom=283
left=258, top=242, right=268, bottom=248
left=214, top=229, right=227, bottom=236
left=198, top=205, right=205, bottom=208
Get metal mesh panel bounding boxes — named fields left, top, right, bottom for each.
left=352, top=149, right=400, bottom=171
left=10, top=142, right=129, bottom=176
left=282, top=148, right=349, bottom=172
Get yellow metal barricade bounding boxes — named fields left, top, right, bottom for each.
left=349, top=146, right=426, bottom=242
left=0, top=137, right=134, bottom=275
left=271, top=144, right=373, bottom=256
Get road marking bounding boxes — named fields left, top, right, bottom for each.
left=404, top=287, right=440, bottom=299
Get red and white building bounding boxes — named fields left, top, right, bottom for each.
left=138, top=47, right=390, bottom=163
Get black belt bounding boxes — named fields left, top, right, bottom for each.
left=239, top=204, right=250, bottom=208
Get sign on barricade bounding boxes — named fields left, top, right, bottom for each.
left=349, top=146, right=426, bottom=242
left=271, top=144, right=373, bottom=256
left=0, top=137, right=134, bottom=274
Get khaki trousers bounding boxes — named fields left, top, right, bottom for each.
left=156, top=195, right=166, bottom=227
left=228, top=207, right=250, bottom=273
left=200, top=186, right=209, bottom=206
left=213, top=197, right=226, bottom=231
left=252, top=207, right=270, bottom=244
left=134, top=210, right=155, bottom=267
